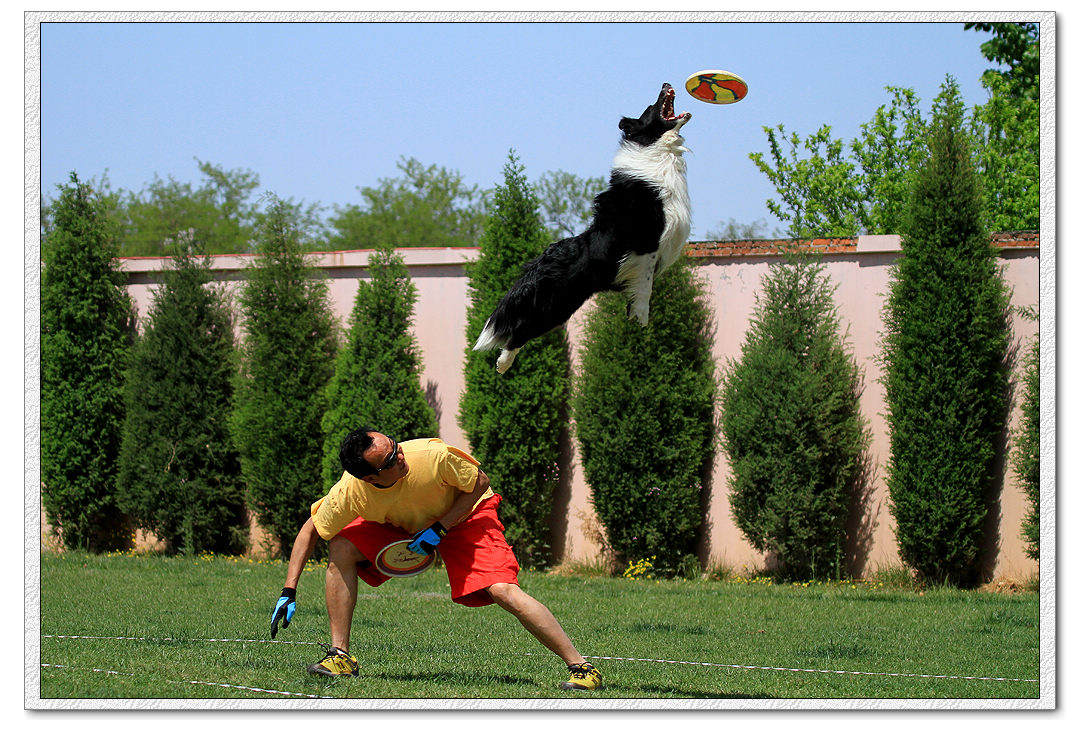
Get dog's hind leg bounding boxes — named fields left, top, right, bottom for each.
left=496, top=347, right=521, bottom=374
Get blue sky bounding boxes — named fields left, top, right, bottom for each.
left=40, top=20, right=1012, bottom=239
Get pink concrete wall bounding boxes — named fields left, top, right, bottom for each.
left=118, top=237, right=1040, bottom=579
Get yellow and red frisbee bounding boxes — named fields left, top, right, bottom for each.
left=374, top=539, right=437, bottom=578
left=684, top=69, right=749, bottom=105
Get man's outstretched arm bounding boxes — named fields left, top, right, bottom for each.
left=270, top=517, right=322, bottom=638
left=285, top=517, right=321, bottom=588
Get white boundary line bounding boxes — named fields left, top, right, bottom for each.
left=41, top=663, right=332, bottom=699
left=577, top=654, right=1038, bottom=684
left=44, top=633, right=1038, bottom=685
left=43, top=633, right=321, bottom=646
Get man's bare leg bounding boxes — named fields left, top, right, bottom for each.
left=486, top=582, right=586, bottom=666
left=325, top=536, right=364, bottom=653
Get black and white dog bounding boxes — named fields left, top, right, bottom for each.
left=474, top=82, right=692, bottom=373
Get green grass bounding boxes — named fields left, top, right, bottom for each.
left=38, top=551, right=1040, bottom=700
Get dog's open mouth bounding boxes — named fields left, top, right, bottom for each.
left=660, top=85, right=689, bottom=123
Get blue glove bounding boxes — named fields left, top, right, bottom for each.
left=270, top=587, right=296, bottom=639
left=407, top=522, right=447, bottom=556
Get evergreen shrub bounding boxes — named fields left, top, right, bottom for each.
left=116, top=240, right=247, bottom=554
left=320, top=242, right=439, bottom=490
left=459, top=152, right=570, bottom=569
left=1014, top=316, right=1039, bottom=560
left=572, top=259, right=717, bottom=578
left=41, top=173, right=135, bottom=551
left=880, top=77, right=1013, bottom=586
left=231, top=198, right=339, bottom=555
left=718, top=252, right=869, bottom=581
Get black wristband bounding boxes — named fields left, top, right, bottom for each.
left=281, top=587, right=297, bottom=599
left=432, top=522, right=447, bottom=536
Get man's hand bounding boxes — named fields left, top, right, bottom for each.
left=270, top=587, right=297, bottom=639
left=406, top=522, right=447, bottom=556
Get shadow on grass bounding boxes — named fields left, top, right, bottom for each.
left=308, top=671, right=772, bottom=699
left=627, top=621, right=712, bottom=636
left=840, top=594, right=921, bottom=603
left=624, top=683, right=773, bottom=699
left=355, top=669, right=542, bottom=690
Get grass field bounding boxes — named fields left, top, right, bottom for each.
left=37, top=551, right=1040, bottom=701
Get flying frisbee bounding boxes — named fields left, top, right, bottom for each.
left=374, top=539, right=437, bottom=578
left=685, top=70, right=748, bottom=104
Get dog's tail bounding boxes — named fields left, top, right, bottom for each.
left=473, top=316, right=509, bottom=352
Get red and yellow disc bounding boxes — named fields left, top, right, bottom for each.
left=374, top=539, right=436, bottom=577
left=685, top=70, right=749, bottom=105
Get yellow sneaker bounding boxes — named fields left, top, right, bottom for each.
left=307, top=644, right=359, bottom=677
left=560, top=661, right=603, bottom=690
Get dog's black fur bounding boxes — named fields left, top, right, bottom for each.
left=474, top=83, right=691, bottom=373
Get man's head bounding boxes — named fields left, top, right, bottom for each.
left=339, top=427, right=409, bottom=486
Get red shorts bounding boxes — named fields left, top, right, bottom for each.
left=335, top=494, right=520, bottom=607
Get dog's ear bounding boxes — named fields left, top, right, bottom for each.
left=618, top=116, right=640, bottom=132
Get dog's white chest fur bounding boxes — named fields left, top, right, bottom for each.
left=611, top=129, right=692, bottom=323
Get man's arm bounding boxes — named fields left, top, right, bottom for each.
left=438, top=469, right=491, bottom=529
left=284, top=517, right=321, bottom=589
left=407, top=468, right=491, bottom=556
left=270, top=516, right=323, bottom=638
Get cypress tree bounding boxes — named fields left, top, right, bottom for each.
left=320, top=242, right=439, bottom=490
left=459, top=151, right=570, bottom=569
left=116, top=238, right=247, bottom=554
left=231, top=197, right=339, bottom=555
left=572, top=259, right=717, bottom=578
left=41, top=173, right=135, bottom=551
left=718, top=252, right=869, bottom=581
left=880, top=77, right=1013, bottom=586
left=1014, top=319, right=1039, bottom=561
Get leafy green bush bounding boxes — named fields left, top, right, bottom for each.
left=325, top=157, right=488, bottom=250
left=116, top=160, right=261, bottom=257
left=572, top=259, right=717, bottom=577
left=231, top=197, right=339, bottom=555
left=459, top=151, right=570, bottom=569
left=880, top=78, right=1013, bottom=587
left=320, top=242, right=439, bottom=490
left=751, top=54, right=1038, bottom=240
left=41, top=173, right=136, bottom=551
left=971, top=73, right=1040, bottom=232
left=718, top=252, right=869, bottom=581
left=116, top=240, right=247, bottom=554
left=1013, top=321, right=1039, bottom=560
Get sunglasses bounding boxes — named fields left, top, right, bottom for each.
left=370, top=437, right=399, bottom=475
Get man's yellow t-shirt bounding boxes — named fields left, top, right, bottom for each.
left=310, top=438, right=494, bottom=539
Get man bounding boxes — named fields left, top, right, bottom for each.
left=269, top=427, right=603, bottom=691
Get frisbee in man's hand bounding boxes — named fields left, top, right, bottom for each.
left=685, top=70, right=748, bottom=104
left=374, top=539, right=437, bottom=577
